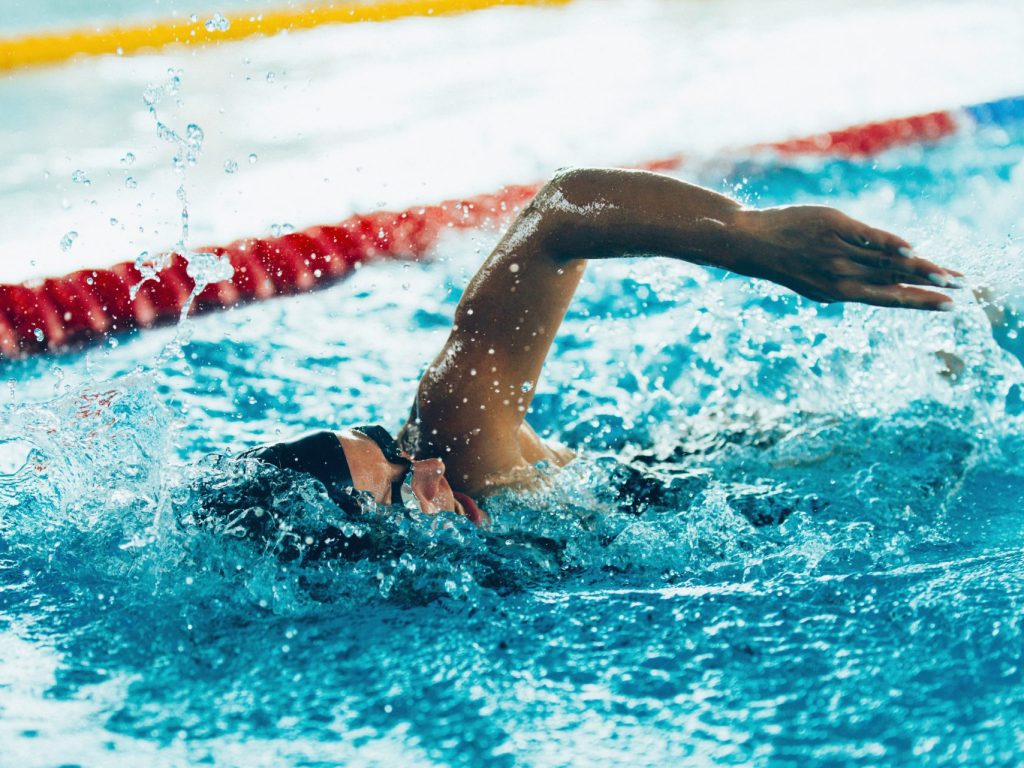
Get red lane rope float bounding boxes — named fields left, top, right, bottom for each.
left=0, top=183, right=539, bottom=359
left=759, top=110, right=959, bottom=157
left=0, top=105, right=974, bottom=359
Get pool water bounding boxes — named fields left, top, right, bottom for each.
left=5, top=1, right=1024, bottom=766
left=4, top=114, right=1024, bottom=765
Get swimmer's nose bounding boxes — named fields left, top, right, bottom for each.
left=410, top=458, right=451, bottom=514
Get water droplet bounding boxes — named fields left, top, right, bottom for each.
left=248, top=153, right=258, bottom=164
left=125, top=176, right=138, bottom=189
left=71, top=169, right=90, bottom=185
left=109, top=217, right=119, bottom=226
left=59, top=231, right=78, bottom=251
left=32, top=328, right=44, bottom=342
left=121, top=151, right=136, bottom=166
left=186, top=123, right=204, bottom=146
left=521, top=380, right=534, bottom=392
left=204, top=12, right=231, bottom=32
left=223, top=159, right=239, bottom=174
left=266, top=72, right=276, bottom=83
left=155, top=121, right=176, bottom=143
left=185, top=251, right=235, bottom=285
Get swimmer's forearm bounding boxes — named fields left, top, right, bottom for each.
left=538, top=167, right=751, bottom=270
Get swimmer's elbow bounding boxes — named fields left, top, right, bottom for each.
left=536, top=167, right=606, bottom=218
left=545, top=166, right=606, bottom=195
left=529, top=167, right=612, bottom=254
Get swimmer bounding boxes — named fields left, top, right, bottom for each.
left=207, top=167, right=963, bottom=534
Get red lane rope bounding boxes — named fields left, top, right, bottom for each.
left=0, top=108, right=964, bottom=359
left=760, top=110, right=959, bottom=157
left=1, top=184, right=539, bottom=358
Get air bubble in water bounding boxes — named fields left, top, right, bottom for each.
left=248, top=153, right=258, bottom=164
left=204, top=12, right=230, bottom=32
left=266, top=72, right=276, bottom=83
left=521, top=380, right=534, bottom=392
left=60, top=231, right=78, bottom=251
left=71, top=170, right=90, bottom=185
left=224, top=160, right=238, bottom=174
left=32, top=329, right=44, bottom=342
left=125, top=176, right=138, bottom=189
left=121, top=152, right=135, bottom=166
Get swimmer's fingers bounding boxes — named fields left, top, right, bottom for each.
left=837, top=261, right=963, bottom=290
left=833, top=214, right=963, bottom=278
left=837, top=245, right=963, bottom=288
left=835, top=220, right=911, bottom=256
left=841, top=283, right=954, bottom=311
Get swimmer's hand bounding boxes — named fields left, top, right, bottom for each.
left=733, top=206, right=962, bottom=311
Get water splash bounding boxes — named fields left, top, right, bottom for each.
left=134, top=71, right=234, bottom=321
left=204, top=12, right=231, bottom=33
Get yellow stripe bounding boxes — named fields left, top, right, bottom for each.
left=0, top=0, right=572, bottom=73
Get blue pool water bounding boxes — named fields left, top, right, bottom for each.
left=3, top=114, right=1024, bottom=766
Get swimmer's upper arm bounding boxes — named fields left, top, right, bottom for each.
left=409, top=174, right=587, bottom=490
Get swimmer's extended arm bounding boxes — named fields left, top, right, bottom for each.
left=410, top=167, right=962, bottom=493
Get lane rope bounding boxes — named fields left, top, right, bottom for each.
left=0, top=0, right=572, bottom=73
left=2, top=94, right=1022, bottom=360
